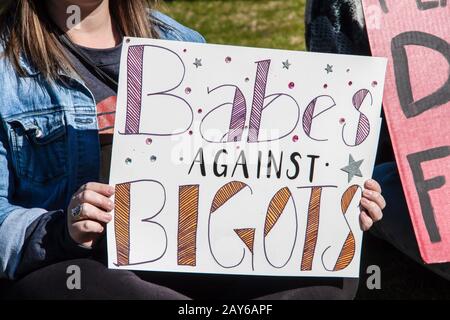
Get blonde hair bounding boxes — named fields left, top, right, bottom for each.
left=0, top=0, right=160, bottom=79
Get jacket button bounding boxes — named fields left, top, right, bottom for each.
left=35, top=128, right=43, bottom=138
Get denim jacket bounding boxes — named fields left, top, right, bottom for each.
left=0, top=11, right=205, bottom=279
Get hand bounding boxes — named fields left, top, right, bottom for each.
left=359, top=179, right=386, bottom=231
left=67, top=182, right=115, bottom=248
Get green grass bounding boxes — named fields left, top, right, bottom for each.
left=161, top=0, right=306, bottom=51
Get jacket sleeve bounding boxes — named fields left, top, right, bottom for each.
left=0, top=122, right=91, bottom=280
left=151, top=10, right=206, bottom=43
left=305, top=0, right=370, bottom=55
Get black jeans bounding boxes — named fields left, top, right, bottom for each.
left=1, top=258, right=358, bottom=300
left=371, top=162, right=450, bottom=281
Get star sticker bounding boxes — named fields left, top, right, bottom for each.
left=193, top=58, right=202, bottom=68
left=325, top=64, right=333, bottom=74
left=282, top=60, right=291, bottom=69
left=341, top=154, right=364, bottom=183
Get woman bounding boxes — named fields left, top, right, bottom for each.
left=305, top=0, right=450, bottom=282
left=0, top=0, right=385, bottom=299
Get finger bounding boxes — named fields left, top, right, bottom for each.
left=364, top=179, right=382, bottom=193
left=360, top=197, right=383, bottom=222
left=75, top=220, right=105, bottom=234
left=76, top=182, right=115, bottom=197
left=359, top=211, right=373, bottom=231
left=362, top=189, right=386, bottom=210
left=76, top=189, right=114, bottom=212
left=71, top=203, right=112, bottom=224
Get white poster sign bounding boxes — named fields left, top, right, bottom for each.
left=107, top=37, right=387, bottom=278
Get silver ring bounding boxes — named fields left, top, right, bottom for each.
left=71, top=204, right=83, bottom=220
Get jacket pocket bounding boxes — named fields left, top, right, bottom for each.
left=6, top=110, right=68, bottom=184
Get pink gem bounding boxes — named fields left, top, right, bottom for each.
left=292, top=135, right=299, bottom=142
left=185, top=87, right=191, bottom=94
left=372, top=81, right=378, bottom=87
left=225, top=56, right=232, bottom=63
left=288, top=82, right=295, bottom=89
left=339, top=118, right=346, bottom=124
left=145, top=138, right=153, bottom=145
left=183, top=49, right=187, bottom=52
left=348, top=81, right=353, bottom=86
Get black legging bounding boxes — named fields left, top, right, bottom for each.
left=1, top=259, right=358, bottom=300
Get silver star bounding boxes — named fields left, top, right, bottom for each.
left=193, top=58, right=202, bottom=68
left=341, top=154, right=364, bottom=183
left=282, top=60, right=291, bottom=69
left=325, top=64, right=333, bottom=74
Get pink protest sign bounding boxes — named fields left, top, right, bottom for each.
left=363, top=0, right=450, bottom=263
